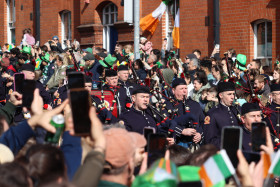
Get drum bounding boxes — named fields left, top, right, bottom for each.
left=91, top=89, right=118, bottom=118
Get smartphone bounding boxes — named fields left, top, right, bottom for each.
left=143, top=127, right=156, bottom=151
left=14, top=73, right=25, bottom=94
left=178, top=181, right=203, bottom=187
left=147, top=134, right=167, bottom=167
left=215, top=44, right=220, bottom=50
left=252, top=122, right=267, bottom=152
left=242, top=151, right=261, bottom=164
left=144, top=127, right=156, bottom=140
left=221, top=126, right=243, bottom=168
left=69, top=88, right=91, bottom=136
left=68, top=72, right=85, bottom=89
left=22, top=80, right=36, bottom=108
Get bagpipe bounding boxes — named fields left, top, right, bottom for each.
left=225, top=59, right=280, bottom=145
left=68, top=48, right=81, bottom=71
left=91, top=88, right=119, bottom=118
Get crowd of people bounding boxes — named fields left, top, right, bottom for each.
left=0, top=28, right=279, bottom=187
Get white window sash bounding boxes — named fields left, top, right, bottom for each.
left=102, top=3, right=117, bottom=51
left=254, top=20, right=272, bottom=59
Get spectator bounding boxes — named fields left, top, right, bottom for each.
left=140, top=37, right=153, bottom=56
left=192, top=77, right=210, bottom=104
left=134, top=59, right=147, bottom=81
left=204, top=87, right=218, bottom=113
left=49, top=36, right=64, bottom=53
left=46, top=54, right=67, bottom=91
left=21, top=28, right=35, bottom=46
left=26, top=144, right=67, bottom=186
left=200, top=59, right=215, bottom=85
left=211, top=64, right=224, bottom=85
left=168, top=144, right=190, bottom=166
left=254, top=75, right=270, bottom=98
left=98, top=128, right=144, bottom=186
left=0, top=162, right=31, bottom=187
left=249, top=59, right=261, bottom=70
left=185, top=54, right=198, bottom=81
left=273, top=67, right=280, bottom=84
left=192, top=49, right=201, bottom=60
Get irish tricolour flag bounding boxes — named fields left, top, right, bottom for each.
left=268, top=150, right=280, bottom=177
left=140, top=0, right=169, bottom=35
left=172, top=8, right=180, bottom=49
left=199, top=149, right=235, bottom=187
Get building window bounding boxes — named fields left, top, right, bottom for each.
left=102, top=3, right=118, bottom=53
left=7, top=0, right=16, bottom=44
left=60, top=10, right=71, bottom=49
left=253, top=20, right=272, bottom=65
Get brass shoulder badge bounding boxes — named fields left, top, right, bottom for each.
left=204, top=116, right=210, bottom=125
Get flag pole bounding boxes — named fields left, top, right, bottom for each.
left=264, top=174, right=274, bottom=187
left=232, top=173, right=241, bottom=187
left=134, top=0, right=140, bottom=60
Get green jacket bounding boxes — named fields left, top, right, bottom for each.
left=73, top=150, right=105, bottom=187
left=0, top=102, right=17, bottom=125
left=47, top=65, right=67, bottom=89
left=98, top=180, right=126, bottom=187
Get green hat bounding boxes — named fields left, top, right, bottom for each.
left=21, top=46, right=31, bottom=55
left=41, top=53, right=50, bottom=63
left=236, top=54, right=246, bottom=71
left=83, top=47, right=93, bottom=54
left=99, top=54, right=116, bottom=68
left=83, top=53, right=95, bottom=61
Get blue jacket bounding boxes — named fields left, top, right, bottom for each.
left=0, top=120, right=35, bottom=154
left=0, top=120, right=83, bottom=180
left=60, top=131, right=82, bottom=181
left=85, top=60, right=103, bottom=88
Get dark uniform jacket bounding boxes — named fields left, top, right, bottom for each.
left=163, top=98, right=204, bottom=139
left=204, top=103, right=241, bottom=148
left=264, top=102, right=280, bottom=149
left=90, top=95, right=118, bottom=124
left=242, top=126, right=251, bottom=151
left=265, top=102, right=280, bottom=137
left=103, top=84, right=131, bottom=116
left=119, top=107, right=158, bottom=134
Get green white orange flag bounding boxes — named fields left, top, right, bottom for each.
left=268, top=150, right=280, bottom=177
left=132, top=158, right=179, bottom=187
left=172, top=8, right=180, bottom=49
left=199, top=149, right=235, bottom=187
left=140, top=0, right=169, bottom=35
left=262, top=152, right=275, bottom=178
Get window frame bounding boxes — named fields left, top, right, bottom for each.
left=253, top=19, right=272, bottom=59
left=60, top=10, right=72, bottom=49
left=6, top=0, right=16, bottom=44
left=102, top=3, right=118, bottom=51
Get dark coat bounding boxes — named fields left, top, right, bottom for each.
left=119, top=107, right=157, bottom=134
left=204, top=103, right=241, bottom=148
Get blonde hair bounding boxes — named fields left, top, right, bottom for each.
left=124, top=44, right=133, bottom=53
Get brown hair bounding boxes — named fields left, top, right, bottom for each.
left=23, top=28, right=31, bottom=35
left=185, top=144, right=218, bottom=166
left=168, top=144, right=190, bottom=166
left=26, top=144, right=67, bottom=186
left=0, top=162, right=30, bottom=187
left=254, top=75, right=265, bottom=83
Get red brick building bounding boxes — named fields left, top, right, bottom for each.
left=0, top=0, right=279, bottom=67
